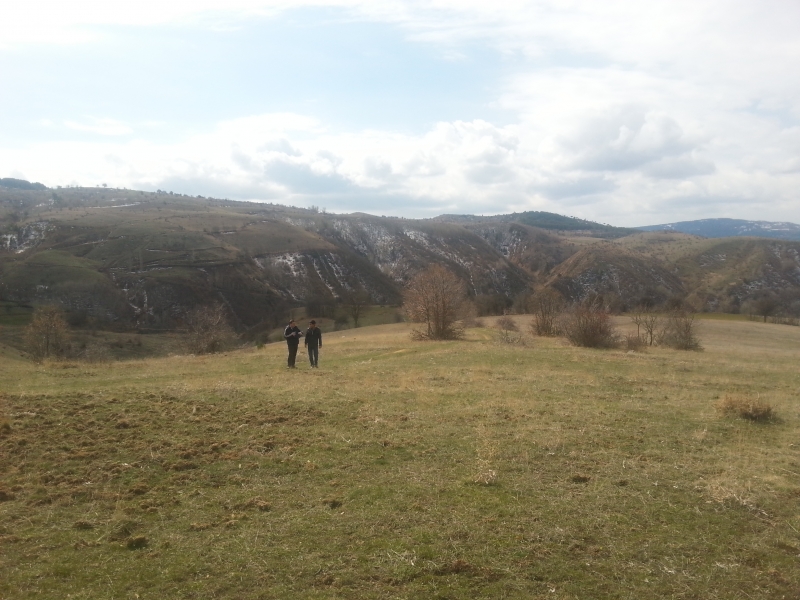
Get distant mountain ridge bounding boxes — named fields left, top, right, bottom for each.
left=638, top=218, right=800, bottom=241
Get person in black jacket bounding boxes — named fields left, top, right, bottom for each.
left=304, top=319, right=322, bottom=368
left=284, top=319, right=303, bottom=368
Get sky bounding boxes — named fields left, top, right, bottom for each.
left=1, top=1, right=799, bottom=226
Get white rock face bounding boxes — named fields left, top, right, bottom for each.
left=0, top=221, right=50, bottom=253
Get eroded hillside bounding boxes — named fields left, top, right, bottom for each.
left=3, top=184, right=800, bottom=330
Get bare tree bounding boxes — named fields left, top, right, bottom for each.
left=753, top=294, right=778, bottom=323
left=630, top=306, right=662, bottom=346
left=528, top=288, right=564, bottom=337
left=403, top=265, right=468, bottom=340
left=185, top=303, right=236, bottom=354
left=24, top=305, right=69, bottom=362
left=344, top=289, right=370, bottom=328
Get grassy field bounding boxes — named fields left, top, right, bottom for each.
left=1, top=318, right=799, bottom=599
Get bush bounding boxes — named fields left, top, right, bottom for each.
left=716, top=395, right=774, bottom=421
left=562, top=299, right=619, bottom=348
left=659, top=311, right=702, bottom=351
left=24, top=305, right=70, bottom=362
left=185, top=303, right=236, bottom=354
left=529, top=289, right=563, bottom=337
left=624, top=334, right=646, bottom=351
left=333, top=314, right=350, bottom=331
left=496, top=316, right=524, bottom=345
left=496, top=316, right=519, bottom=332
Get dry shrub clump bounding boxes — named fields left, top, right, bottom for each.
left=716, top=395, right=775, bottom=421
left=495, top=316, right=524, bottom=345
left=624, top=333, right=647, bottom=351
left=528, top=289, right=563, bottom=337
left=562, top=298, right=619, bottom=349
left=659, top=311, right=702, bottom=351
left=185, top=303, right=236, bottom=354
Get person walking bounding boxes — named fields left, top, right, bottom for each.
left=304, top=319, right=322, bottom=368
left=284, top=319, right=303, bottom=368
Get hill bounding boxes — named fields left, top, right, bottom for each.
left=1, top=318, right=799, bottom=598
left=545, top=242, right=685, bottom=308
left=438, top=210, right=638, bottom=239
left=0, top=177, right=47, bottom=191
left=638, top=218, right=800, bottom=241
left=0, top=187, right=531, bottom=333
left=3, top=184, right=800, bottom=336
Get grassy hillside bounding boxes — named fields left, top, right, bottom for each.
left=1, top=188, right=532, bottom=331
left=437, top=211, right=638, bottom=239
left=3, top=186, right=800, bottom=331
left=545, top=241, right=685, bottom=308
left=2, top=319, right=799, bottom=598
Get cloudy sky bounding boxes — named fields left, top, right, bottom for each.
left=1, top=1, right=799, bottom=226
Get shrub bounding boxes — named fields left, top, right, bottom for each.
left=496, top=316, right=519, bottom=332
left=624, top=334, right=646, bottom=351
left=528, top=289, right=563, bottom=337
left=333, top=314, right=350, bottom=331
left=24, top=305, right=70, bottom=362
left=716, top=395, right=774, bottom=421
left=496, top=316, right=524, bottom=345
left=659, top=311, right=702, bottom=351
left=562, top=298, right=619, bottom=348
left=185, top=303, right=236, bottom=354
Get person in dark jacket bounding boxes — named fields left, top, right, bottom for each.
left=284, top=319, right=303, bottom=368
left=304, top=319, right=322, bottom=368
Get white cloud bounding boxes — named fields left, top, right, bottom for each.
left=64, top=118, right=134, bottom=136
left=2, top=1, right=799, bottom=224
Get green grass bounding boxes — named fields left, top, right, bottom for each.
left=1, top=319, right=799, bottom=599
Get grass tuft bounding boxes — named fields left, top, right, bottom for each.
left=716, top=394, right=775, bottom=421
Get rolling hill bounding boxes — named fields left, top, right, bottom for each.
left=638, top=218, right=800, bottom=241
left=2, top=182, right=800, bottom=335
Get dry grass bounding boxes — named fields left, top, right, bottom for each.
left=716, top=394, right=775, bottom=421
left=1, top=319, right=799, bottom=598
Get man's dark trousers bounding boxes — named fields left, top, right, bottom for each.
left=287, top=344, right=299, bottom=367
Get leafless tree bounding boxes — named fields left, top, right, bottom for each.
left=403, top=265, right=468, bottom=340
left=24, top=305, right=69, bottom=362
left=630, top=307, right=662, bottom=346
left=344, top=289, right=370, bottom=328
left=753, top=294, right=778, bottom=323
left=185, top=302, right=236, bottom=354
left=528, top=288, right=564, bottom=336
